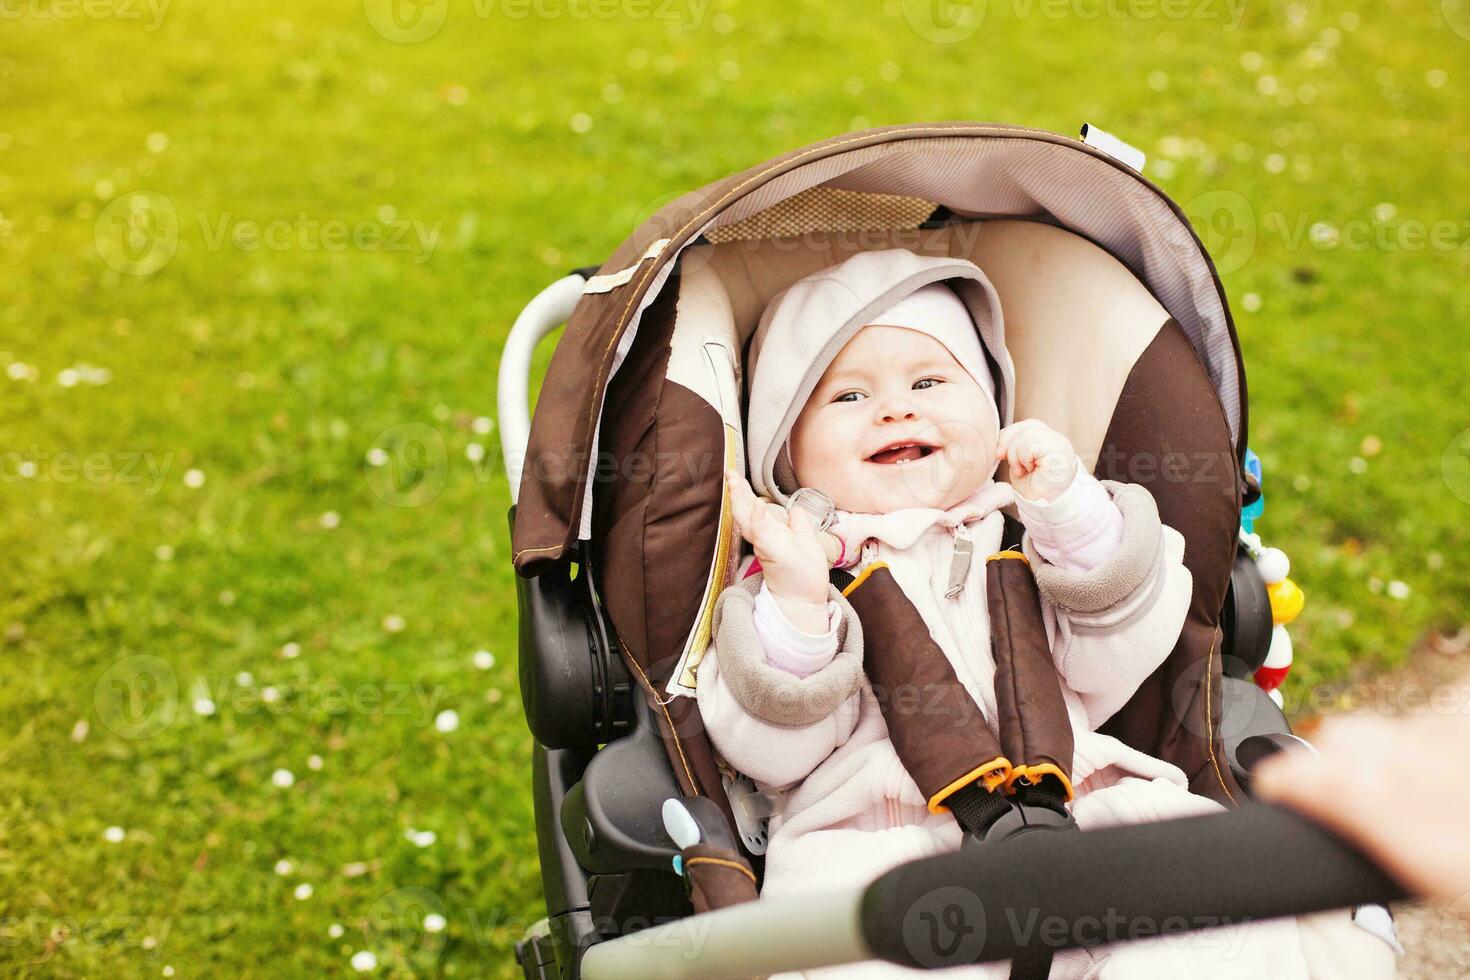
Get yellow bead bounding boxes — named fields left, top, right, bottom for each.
left=1268, top=578, right=1305, bottom=625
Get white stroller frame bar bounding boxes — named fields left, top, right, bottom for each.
left=580, top=886, right=869, bottom=980
left=499, top=272, right=588, bottom=506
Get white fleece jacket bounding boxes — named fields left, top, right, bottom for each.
left=694, top=474, right=1342, bottom=979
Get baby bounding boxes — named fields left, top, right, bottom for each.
left=695, top=249, right=1395, bottom=979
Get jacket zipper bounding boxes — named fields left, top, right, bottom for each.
left=944, top=523, right=990, bottom=716
left=944, top=523, right=974, bottom=599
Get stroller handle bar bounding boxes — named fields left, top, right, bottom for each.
left=498, top=273, right=588, bottom=505
left=579, top=803, right=1407, bottom=980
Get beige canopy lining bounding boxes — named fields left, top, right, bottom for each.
left=703, top=186, right=938, bottom=243
left=577, top=135, right=1237, bottom=541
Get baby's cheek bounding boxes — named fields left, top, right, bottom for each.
left=795, top=441, right=856, bottom=498
left=949, top=422, right=995, bottom=470
left=981, top=430, right=1001, bottom=471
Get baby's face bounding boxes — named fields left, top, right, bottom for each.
left=789, top=325, right=998, bottom=514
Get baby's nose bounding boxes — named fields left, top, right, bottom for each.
left=879, top=401, right=918, bottom=422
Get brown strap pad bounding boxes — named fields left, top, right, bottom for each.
left=841, top=564, right=1009, bottom=809
left=986, top=552, right=1075, bottom=797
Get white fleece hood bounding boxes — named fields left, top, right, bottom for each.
left=743, top=248, right=1015, bottom=505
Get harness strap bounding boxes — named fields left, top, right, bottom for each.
left=944, top=781, right=1014, bottom=836
left=835, top=563, right=1014, bottom=812
left=987, top=550, right=1076, bottom=803
left=830, top=544, right=1076, bottom=813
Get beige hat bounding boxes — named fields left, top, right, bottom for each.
left=744, top=248, right=1014, bottom=505
left=867, top=281, right=997, bottom=426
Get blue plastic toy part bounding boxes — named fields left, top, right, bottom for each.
left=1244, top=446, right=1262, bottom=483
left=672, top=854, right=684, bottom=876
left=1241, top=447, right=1264, bottom=533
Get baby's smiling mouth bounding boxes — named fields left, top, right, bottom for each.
left=866, top=441, right=938, bottom=465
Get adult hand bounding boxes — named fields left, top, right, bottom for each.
left=1253, top=701, right=1470, bottom=917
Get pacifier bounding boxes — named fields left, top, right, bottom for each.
left=783, top=486, right=836, bottom=533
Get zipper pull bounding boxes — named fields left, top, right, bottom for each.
left=945, top=529, right=974, bottom=599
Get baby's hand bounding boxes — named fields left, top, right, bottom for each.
left=725, top=470, right=832, bottom=627
left=997, top=419, right=1078, bottom=503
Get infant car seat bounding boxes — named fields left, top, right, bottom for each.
left=499, top=122, right=1378, bottom=980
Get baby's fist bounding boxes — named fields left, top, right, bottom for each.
left=997, top=419, right=1078, bottom=503
left=724, top=469, right=831, bottom=606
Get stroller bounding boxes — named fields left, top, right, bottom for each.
left=497, top=122, right=1403, bottom=979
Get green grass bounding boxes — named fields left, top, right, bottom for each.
left=0, top=0, right=1466, bottom=974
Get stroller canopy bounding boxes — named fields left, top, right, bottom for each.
left=512, top=121, right=1252, bottom=815
left=513, top=121, right=1246, bottom=577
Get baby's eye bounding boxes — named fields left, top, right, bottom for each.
left=913, top=377, right=942, bottom=390
left=833, top=390, right=865, bottom=403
